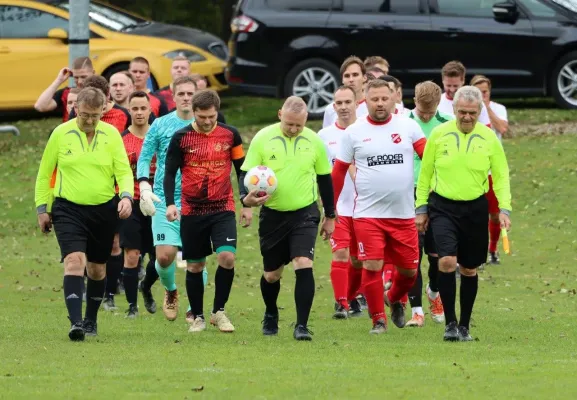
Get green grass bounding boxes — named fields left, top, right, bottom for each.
left=1, top=100, right=577, bottom=398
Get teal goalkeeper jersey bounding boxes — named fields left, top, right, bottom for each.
left=408, top=110, right=454, bottom=185
left=136, top=111, right=194, bottom=208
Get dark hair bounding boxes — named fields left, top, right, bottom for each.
left=340, top=56, right=366, bottom=78
left=335, top=85, right=356, bottom=99
left=364, top=56, right=389, bottom=69
left=442, top=60, right=466, bottom=78
left=378, top=75, right=402, bottom=89
left=173, top=75, right=198, bottom=92
left=365, top=79, right=394, bottom=93
left=128, top=90, right=149, bottom=102
left=83, top=75, right=109, bottom=96
left=131, top=56, right=149, bottom=67
left=192, top=89, right=221, bottom=111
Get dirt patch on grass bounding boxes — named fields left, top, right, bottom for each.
left=509, top=122, right=577, bottom=137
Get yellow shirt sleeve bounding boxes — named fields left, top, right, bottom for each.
left=415, top=128, right=438, bottom=211
left=314, top=135, right=332, bottom=175
left=110, top=128, right=134, bottom=198
left=35, top=129, right=60, bottom=211
left=489, top=137, right=512, bottom=212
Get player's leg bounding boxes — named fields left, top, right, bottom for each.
left=486, top=176, right=501, bottom=265
left=288, top=204, right=322, bottom=341
left=354, top=218, right=387, bottom=334
left=180, top=214, right=211, bottom=333
left=383, top=219, right=420, bottom=329
left=102, top=232, right=122, bottom=311
left=139, top=217, right=158, bottom=314
left=428, top=195, right=461, bottom=341
left=51, top=198, right=89, bottom=341
left=406, top=231, right=425, bottom=327
left=424, top=227, right=444, bottom=323
left=259, top=206, right=291, bottom=336
left=456, top=197, right=489, bottom=342
left=83, top=197, right=119, bottom=337
left=329, top=216, right=353, bottom=319
left=208, top=211, right=237, bottom=332
left=152, top=205, right=181, bottom=321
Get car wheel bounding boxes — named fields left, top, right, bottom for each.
left=284, top=58, right=340, bottom=119
left=551, top=51, right=577, bottom=109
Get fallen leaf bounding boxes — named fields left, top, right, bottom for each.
left=192, top=386, right=204, bottom=392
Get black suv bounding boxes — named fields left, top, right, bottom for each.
left=227, top=0, right=577, bottom=117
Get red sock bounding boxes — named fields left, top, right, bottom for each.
left=330, top=261, right=350, bottom=308
left=347, top=265, right=362, bottom=301
left=362, top=268, right=386, bottom=324
left=383, top=263, right=394, bottom=284
left=388, top=269, right=417, bottom=304
left=489, top=220, right=501, bottom=253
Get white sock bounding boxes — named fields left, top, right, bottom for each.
left=427, top=285, right=439, bottom=299
left=412, top=307, right=424, bottom=316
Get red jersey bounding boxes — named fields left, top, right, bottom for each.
left=121, top=130, right=156, bottom=200
left=154, top=86, right=175, bottom=111
left=69, top=103, right=131, bottom=132
left=164, top=123, right=245, bottom=216
left=53, top=87, right=71, bottom=122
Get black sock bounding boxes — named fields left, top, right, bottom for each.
left=260, top=275, right=280, bottom=315
left=438, top=271, right=457, bottom=325
left=123, top=267, right=139, bottom=307
left=294, top=268, right=315, bottom=327
left=408, top=265, right=423, bottom=308
left=105, top=254, right=122, bottom=298
left=459, top=274, right=479, bottom=329
left=64, top=275, right=84, bottom=324
left=213, top=266, right=235, bottom=314
left=85, top=277, right=106, bottom=322
left=186, top=271, right=205, bottom=318
left=142, top=258, right=159, bottom=291
left=428, top=255, right=439, bottom=292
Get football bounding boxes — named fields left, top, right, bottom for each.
left=244, top=165, right=277, bottom=197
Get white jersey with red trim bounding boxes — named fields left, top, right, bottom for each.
left=438, top=93, right=491, bottom=126
left=319, top=123, right=355, bottom=217
left=488, top=100, right=508, bottom=141
left=322, top=100, right=368, bottom=128
left=337, top=114, right=426, bottom=219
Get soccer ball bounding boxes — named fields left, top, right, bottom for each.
left=244, top=165, right=277, bottom=197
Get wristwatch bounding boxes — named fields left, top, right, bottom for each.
left=325, top=211, right=336, bottom=219
left=120, top=192, right=134, bottom=203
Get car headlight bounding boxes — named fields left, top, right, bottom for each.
left=163, top=50, right=206, bottom=62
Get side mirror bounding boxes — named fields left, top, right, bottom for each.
left=47, top=28, right=68, bottom=40
left=493, top=1, right=519, bottom=23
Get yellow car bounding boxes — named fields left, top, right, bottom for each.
left=0, top=0, right=228, bottom=111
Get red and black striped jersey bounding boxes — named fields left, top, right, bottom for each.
left=148, top=93, right=169, bottom=117
left=53, top=87, right=71, bottom=122
left=164, top=123, right=244, bottom=216
left=121, top=130, right=156, bottom=200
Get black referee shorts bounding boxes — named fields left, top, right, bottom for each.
left=258, top=203, right=321, bottom=272
left=180, top=211, right=237, bottom=261
left=119, top=200, right=154, bottom=256
left=52, top=197, right=119, bottom=264
left=428, top=192, right=489, bottom=268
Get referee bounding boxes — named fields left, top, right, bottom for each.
left=415, top=85, right=512, bottom=342
left=240, top=96, right=336, bottom=341
left=35, top=87, right=134, bottom=341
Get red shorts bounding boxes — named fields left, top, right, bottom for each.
left=330, top=216, right=358, bottom=258
left=353, top=218, right=419, bottom=269
left=486, top=175, right=500, bottom=214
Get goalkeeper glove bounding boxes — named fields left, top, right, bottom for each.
left=139, top=181, right=161, bottom=216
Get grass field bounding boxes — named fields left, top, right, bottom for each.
left=1, top=97, right=577, bottom=399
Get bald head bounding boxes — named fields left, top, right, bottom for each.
left=278, top=96, right=308, bottom=137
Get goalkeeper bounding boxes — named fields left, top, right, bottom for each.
left=136, top=76, right=207, bottom=322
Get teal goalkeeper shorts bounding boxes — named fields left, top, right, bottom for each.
left=151, top=204, right=182, bottom=247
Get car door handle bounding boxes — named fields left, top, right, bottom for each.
left=0, top=47, right=10, bottom=54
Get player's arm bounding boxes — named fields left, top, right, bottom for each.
left=239, top=132, right=264, bottom=204
left=410, top=122, right=427, bottom=159
left=163, top=131, right=184, bottom=208
left=35, top=128, right=60, bottom=213
left=480, top=104, right=492, bottom=128
left=322, top=105, right=334, bottom=128
left=34, top=68, right=69, bottom=112
left=487, top=105, right=508, bottom=137
left=331, top=131, right=354, bottom=208
left=110, top=128, right=134, bottom=200
left=489, top=137, right=512, bottom=214
left=229, top=127, right=248, bottom=199
left=137, top=119, right=159, bottom=183
left=415, top=129, right=439, bottom=213
left=314, top=137, right=335, bottom=217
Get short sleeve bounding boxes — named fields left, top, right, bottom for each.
left=479, top=104, right=491, bottom=125
left=314, top=136, right=332, bottom=175
left=52, top=88, right=65, bottom=109
left=336, top=129, right=354, bottom=164
left=230, top=126, right=245, bottom=160
left=408, top=119, right=425, bottom=142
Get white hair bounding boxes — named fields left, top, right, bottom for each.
left=453, top=85, right=483, bottom=108
left=282, top=96, right=307, bottom=114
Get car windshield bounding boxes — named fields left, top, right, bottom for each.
left=551, top=0, right=577, bottom=13
left=55, top=1, right=148, bottom=31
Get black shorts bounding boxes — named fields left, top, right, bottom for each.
left=258, top=203, right=321, bottom=272
left=52, top=197, right=119, bottom=264
left=119, top=200, right=154, bottom=255
left=428, top=192, right=488, bottom=268
left=180, top=211, right=237, bottom=261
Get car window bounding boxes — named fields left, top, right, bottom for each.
left=0, top=6, right=68, bottom=38
left=437, top=0, right=495, bottom=17
left=265, top=0, right=333, bottom=11
left=342, top=0, right=420, bottom=13
left=519, top=0, right=558, bottom=17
